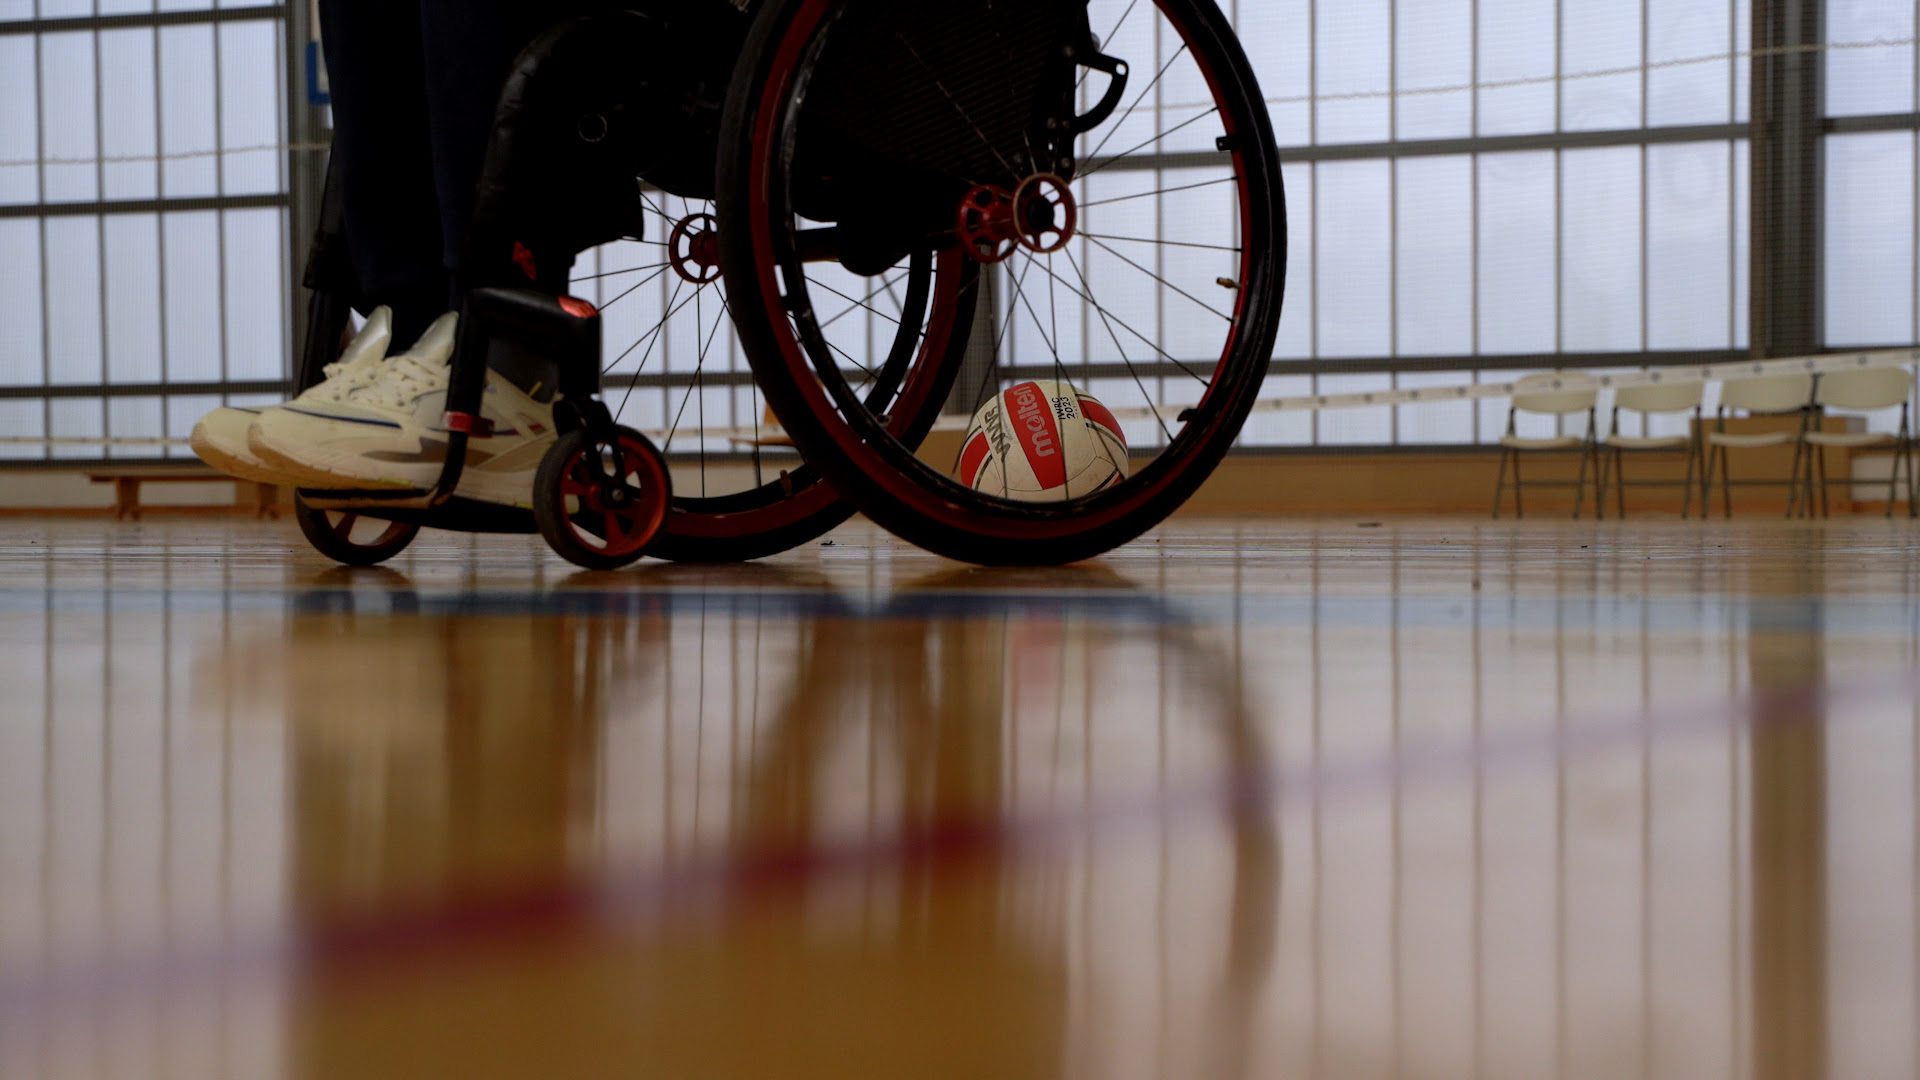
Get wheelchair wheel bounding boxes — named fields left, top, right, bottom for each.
left=572, top=192, right=978, bottom=562
left=534, top=426, right=673, bottom=571
left=294, top=496, right=420, bottom=567
left=718, top=0, right=1287, bottom=565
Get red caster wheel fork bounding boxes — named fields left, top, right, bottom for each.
left=534, top=426, right=673, bottom=570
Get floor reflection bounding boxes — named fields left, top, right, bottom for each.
left=0, top=519, right=1916, bottom=1079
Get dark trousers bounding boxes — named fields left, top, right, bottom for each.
left=318, top=0, right=555, bottom=346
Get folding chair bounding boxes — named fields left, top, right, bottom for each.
left=1599, top=380, right=1705, bottom=518
left=1702, top=374, right=1814, bottom=518
left=1796, top=366, right=1917, bottom=518
left=1491, top=373, right=1602, bottom=519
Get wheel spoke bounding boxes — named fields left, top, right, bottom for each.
left=893, top=34, right=1020, bottom=184
left=1040, top=250, right=1212, bottom=385
left=1082, top=235, right=1234, bottom=322
left=1081, top=231, right=1241, bottom=254
left=1061, top=247, right=1176, bottom=443
left=1080, top=107, right=1221, bottom=179
left=814, top=272, right=910, bottom=332
left=572, top=260, right=671, bottom=283
left=1080, top=43, right=1190, bottom=165
left=1079, top=174, right=1238, bottom=210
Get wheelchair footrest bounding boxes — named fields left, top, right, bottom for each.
left=298, top=491, right=538, bottom=536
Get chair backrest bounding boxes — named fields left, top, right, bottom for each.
left=1718, top=374, right=1812, bottom=414
left=1511, top=373, right=1598, bottom=415
left=1615, top=380, right=1703, bottom=414
left=1815, top=366, right=1913, bottom=411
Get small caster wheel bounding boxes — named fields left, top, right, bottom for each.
left=294, top=496, right=420, bottom=566
left=534, top=426, right=672, bottom=571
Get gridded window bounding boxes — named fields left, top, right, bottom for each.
left=0, top=3, right=291, bottom=461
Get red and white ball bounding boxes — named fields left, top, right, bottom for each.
left=958, top=380, right=1128, bottom=501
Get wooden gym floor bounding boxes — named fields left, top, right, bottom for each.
left=0, top=515, right=1916, bottom=1079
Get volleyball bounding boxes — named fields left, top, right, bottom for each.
left=958, top=380, right=1129, bottom=501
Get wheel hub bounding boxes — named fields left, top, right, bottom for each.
left=669, top=213, right=723, bottom=284
left=956, top=173, right=1078, bottom=264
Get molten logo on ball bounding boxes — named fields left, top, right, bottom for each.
left=960, top=380, right=1128, bottom=501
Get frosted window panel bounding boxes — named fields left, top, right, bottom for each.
left=39, top=32, right=99, bottom=203
left=1476, top=151, right=1556, bottom=354
left=160, top=26, right=218, bottom=197
left=100, top=0, right=157, bottom=13
left=1825, top=134, right=1915, bottom=348
left=1826, top=0, right=1916, bottom=117
left=1395, top=154, right=1473, bottom=356
left=1646, top=0, right=1734, bottom=126
left=1079, top=0, right=1156, bottom=166
left=1397, top=370, right=1476, bottom=444
left=1560, top=146, right=1643, bottom=352
left=0, top=0, right=31, bottom=18
left=1732, top=138, right=1749, bottom=348
left=0, top=220, right=43, bottom=386
left=1314, top=159, right=1391, bottom=358
left=162, top=211, right=222, bottom=382
left=1079, top=173, right=1161, bottom=370
left=1477, top=0, right=1556, bottom=136
left=0, top=37, right=40, bottom=204
left=48, top=398, right=103, bottom=460
left=1153, top=169, right=1238, bottom=364
left=100, top=30, right=160, bottom=201
left=1646, top=142, right=1733, bottom=349
left=45, top=217, right=103, bottom=387
left=1315, top=0, right=1390, bottom=144
left=104, top=215, right=164, bottom=384
left=1236, top=0, right=1310, bottom=144
left=36, top=0, right=92, bottom=15
left=1272, top=162, right=1313, bottom=360
left=1240, top=373, right=1313, bottom=447
left=1479, top=371, right=1539, bottom=441
left=1316, top=372, right=1392, bottom=445
left=588, top=239, right=667, bottom=374
left=1395, top=0, right=1472, bottom=140
left=1732, top=8, right=1751, bottom=124
left=219, top=20, right=284, bottom=196
left=0, top=401, right=43, bottom=458
left=1091, top=376, right=1160, bottom=449
left=1560, top=0, right=1642, bottom=132
left=610, top=382, right=666, bottom=435
left=107, top=397, right=165, bottom=459
left=223, top=209, right=285, bottom=381
left=165, top=394, right=217, bottom=454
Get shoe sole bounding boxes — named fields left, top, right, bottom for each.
left=190, top=427, right=301, bottom=487
left=246, top=420, right=541, bottom=507
left=248, top=425, right=417, bottom=491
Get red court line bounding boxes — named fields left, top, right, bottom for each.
left=1, top=670, right=1913, bottom=1021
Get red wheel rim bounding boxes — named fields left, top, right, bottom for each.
left=745, top=0, right=1271, bottom=543
left=555, top=433, right=670, bottom=558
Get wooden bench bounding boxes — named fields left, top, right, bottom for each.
left=85, top=465, right=281, bottom=521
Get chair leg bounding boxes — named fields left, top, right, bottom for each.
left=1719, top=448, right=1734, bottom=519
left=1613, top=449, right=1628, bottom=520
left=1681, top=445, right=1698, bottom=520
left=1492, top=449, right=1510, bottom=519
left=1573, top=448, right=1591, bottom=520
left=1887, top=447, right=1901, bottom=520
left=1817, top=445, right=1830, bottom=519
left=1785, top=439, right=1804, bottom=519
left=1512, top=454, right=1525, bottom=519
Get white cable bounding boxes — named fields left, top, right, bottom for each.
left=5, top=347, right=1913, bottom=448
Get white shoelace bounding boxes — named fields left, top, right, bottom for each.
left=349, top=352, right=450, bottom=412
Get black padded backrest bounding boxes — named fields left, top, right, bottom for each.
left=803, top=1, right=1093, bottom=187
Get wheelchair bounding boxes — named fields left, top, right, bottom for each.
left=292, top=0, right=1286, bottom=569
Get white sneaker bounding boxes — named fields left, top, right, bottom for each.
left=247, top=313, right=559, bottom=508
left=190, top=307, right=395, bottom=485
